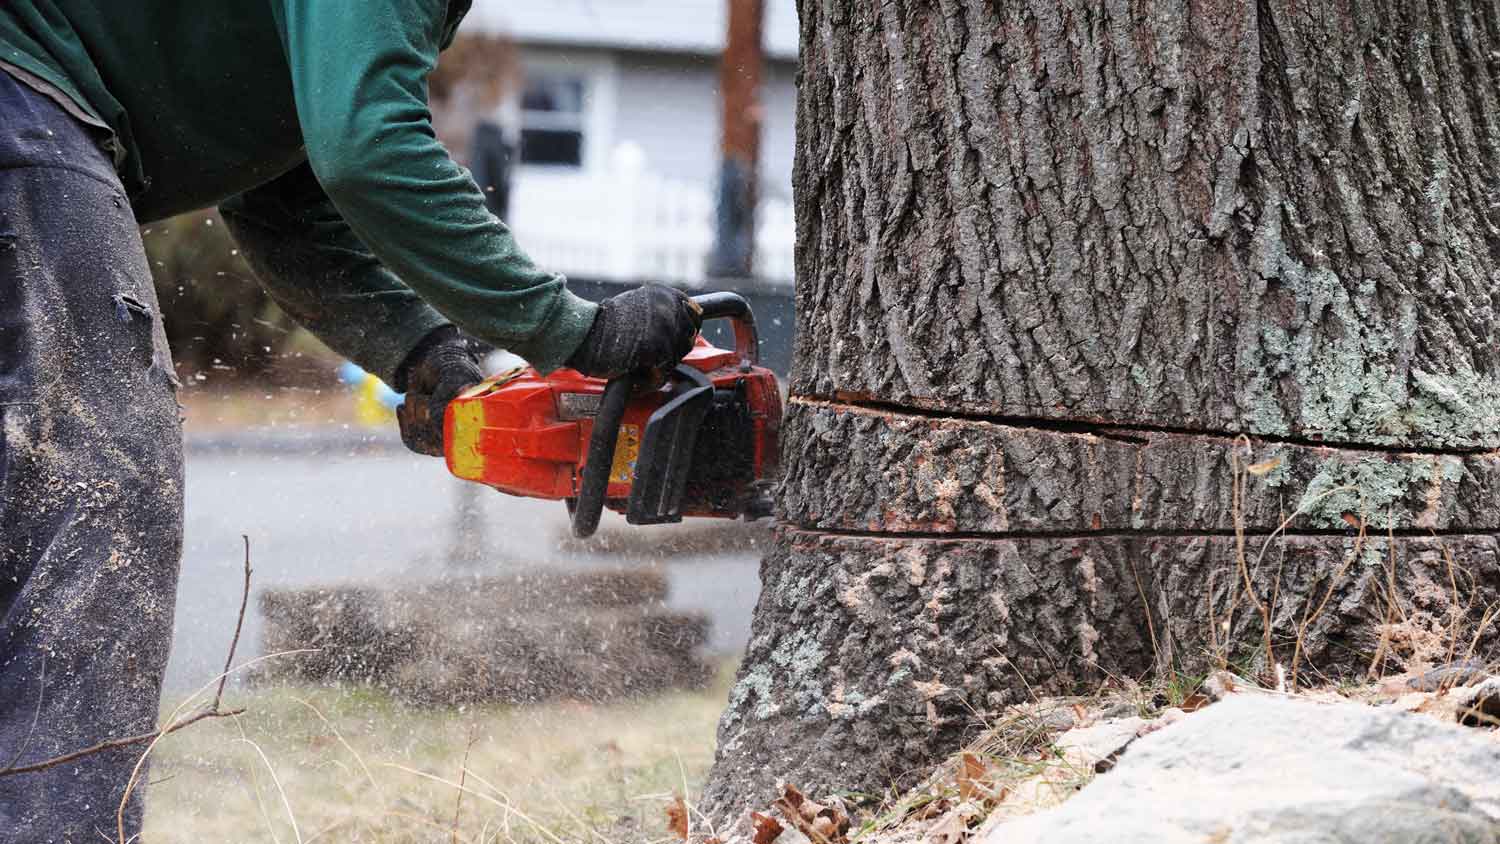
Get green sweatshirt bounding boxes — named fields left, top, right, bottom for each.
left=0, top=0, right=598, bottom=383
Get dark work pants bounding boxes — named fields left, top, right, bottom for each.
left=0, top=71, right=184, bottom=841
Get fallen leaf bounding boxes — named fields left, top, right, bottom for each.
left=666, top=794, right=689, bottom=841
left=773, top=785, right=849, bottom=843
left=957, top=752, right=988, bottom=801
left=1246, top=456, right=1283, bottom=476
left=1178, top=692, right=1213, bottom=712
left=927, top=810, right=972, bottom=844
left=777, top=783, right=809, bottom=819
left=751, top=812, right=784, bottom=844
left=912, top=797, right=952, bottom=821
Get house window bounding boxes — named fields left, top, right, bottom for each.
left=519, top=74, right=586, bottom=167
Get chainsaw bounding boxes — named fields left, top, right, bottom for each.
left=443, top=292, right=782, bottom=538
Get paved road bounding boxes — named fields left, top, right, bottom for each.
left=169, top=431, right=763, bottom=690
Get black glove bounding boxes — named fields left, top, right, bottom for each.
left=395, top=326, right=484, bottom=457
left=566, top=285, right=703, bottom=379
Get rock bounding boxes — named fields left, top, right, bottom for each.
left=1409, top=660, right=1493, bottom=692
left=1457, top=678, right=1500, bottom=728
left=1202, top=671, right=1241, bottom=701
left=1131, top=706, right=1188, bottom=740
left=1096, top=700, right=1142, bottom=720
left=981, top=696, right=1500, bottom=843
left=1378, top=673, right=1500, bottom=729
left=1011, top=700, right=1083, bottom=733
left=1054, top=717, right=1146, bottom=772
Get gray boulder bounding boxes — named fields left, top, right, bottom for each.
left=983, top=695, right=1500, bottom=844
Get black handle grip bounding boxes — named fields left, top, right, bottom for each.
left=570, top=376, right=634, bottom=539
left=570, top=290, right=760, bottom=538
left=692, top=292, right=759, bottom=366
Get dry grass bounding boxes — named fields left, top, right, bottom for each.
left=844, top=702, right=1098, bottom=843
left=143, top=662, right=736, bottom=843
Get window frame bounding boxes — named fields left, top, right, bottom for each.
left=514, top=49, right=618, bottom=175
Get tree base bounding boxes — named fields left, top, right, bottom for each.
left=702, top=528, right=1500, bottom=822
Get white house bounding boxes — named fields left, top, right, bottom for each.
left=460, top=0, right=800, bottom=286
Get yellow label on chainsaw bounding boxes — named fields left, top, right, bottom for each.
left=610, top=424, right=640, bottom=485
left=448, top=401, right=488, bottom=481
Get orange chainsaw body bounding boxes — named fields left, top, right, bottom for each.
left=444, top=335, right=781, bottom=522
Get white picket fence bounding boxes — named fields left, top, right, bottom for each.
left=508, top=144, right=795, bottom=286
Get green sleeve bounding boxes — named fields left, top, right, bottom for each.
left=271, top=0, right=597, bottom=373
left=217, top=163, right=449, bottom=387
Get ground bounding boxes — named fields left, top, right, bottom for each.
left=143, top=663, right=735, bottom=843
left=729, top=667, right=1500, bottom=844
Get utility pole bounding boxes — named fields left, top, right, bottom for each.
left=707, top=0, right=765, bottom=279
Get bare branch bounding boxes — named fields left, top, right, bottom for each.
left=0, top=706, right=246, bottom=778
left=1, top=537, right=258, bottom=781
left=215, top=535, right=254, bottom=712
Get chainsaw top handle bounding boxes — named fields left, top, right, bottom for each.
left=569, top=291, right=757, bottom=539
left=690, top=291, right=759, bottom=368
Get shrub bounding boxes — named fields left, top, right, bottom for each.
left=142, top=210, right=324, bottom=383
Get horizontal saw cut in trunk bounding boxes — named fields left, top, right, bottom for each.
left=704, top=0, right=1500, bottom=830
left=780, top=400, right=1500, bottom=534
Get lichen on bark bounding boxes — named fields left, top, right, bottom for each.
left=791, top=0, right=1500, bottom=447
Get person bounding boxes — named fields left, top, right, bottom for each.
left=468, top=119, right=517, bottom=221
left=0, top=1, right=702, bottom=839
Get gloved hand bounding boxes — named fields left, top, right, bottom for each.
left=395, top=326, right=484, bottom=456
left=566, top=284, right=703, bottom=379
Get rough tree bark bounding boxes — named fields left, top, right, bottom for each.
left=703, top=0, right=1500, bottom=828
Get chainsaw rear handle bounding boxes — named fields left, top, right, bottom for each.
left=570, top=291, right=757, bottom=538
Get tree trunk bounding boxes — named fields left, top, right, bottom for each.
left=703, top=0, right=1500, bottom=827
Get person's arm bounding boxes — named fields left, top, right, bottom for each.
left=270, top=0, right=596, bottom=374
left=221, top=163, right=699, bottom=457
left=218, top=163, right=450, bottom=387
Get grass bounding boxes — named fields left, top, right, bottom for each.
left=143, top=662, right=736, bottom=843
